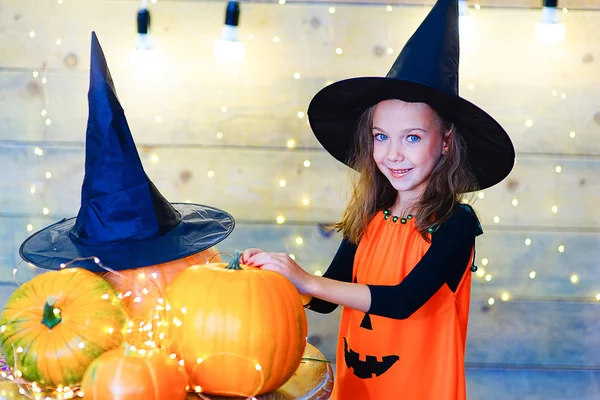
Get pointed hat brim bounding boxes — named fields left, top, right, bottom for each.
left=19, top=203, right=234, bottom=272
left=307, top=77, right=515, bottom=191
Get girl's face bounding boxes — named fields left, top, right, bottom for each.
left=372, top=99, right=450, bottom=204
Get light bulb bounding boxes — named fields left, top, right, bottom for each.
left=214, top=2, right=246, bottom=64
left=136, top=7, right=152, bottom=50
left=535, top=5, right=565, bottom=46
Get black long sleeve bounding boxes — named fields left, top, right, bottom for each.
left=304, top=237, right=357, bottom=314
left=368, top=205, right=481, bottom=319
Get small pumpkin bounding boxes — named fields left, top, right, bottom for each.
left=0, top=268, right=127, bottom=388
left=163, top=250, right=308, bottom=397
left=98, top=247, right=221, bottom=322
left=81, top=345, right=188, bottom=399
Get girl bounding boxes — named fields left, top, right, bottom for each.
left=244, top=0, right=514, bottom=398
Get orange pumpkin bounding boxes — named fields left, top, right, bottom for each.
left=98, top=247, right=221, bottom=323
left=163, top=250, right=308, bottom=397
left=81, top=345, right=188, bottom=400
left=0, top=268, right=127, bottom=388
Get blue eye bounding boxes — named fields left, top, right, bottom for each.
left=407, top=134, right=420, bottom=143
left=374, top=133, right=388, bottom=141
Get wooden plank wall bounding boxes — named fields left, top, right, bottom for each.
left=0, top=0, right=599, bottom=398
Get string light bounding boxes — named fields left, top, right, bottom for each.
left=485, top=274, right=492, bottom=281
left=302, top=197, right=310, bottom=206
left=273, top=36, right=280, bottom=43
left=386, top=5, right=393, bottom=11
left=529, top=271, right=536, bottom=279
left=555, top=165, right=562, bottom=173
left=477, top=192, right=484, bottom=199
left=558, top=245, right=565, bottom=253
left=481, top=258, right=489, bottom=266
left=501, top=292, right=510, bottom=301
left=276, top=215, right=285, bottom=224
left=511, top=198, right=518, bottom=206
left=289, top=254, right=296, bottom=260
left=335, top=47, right=343, bottom=55
left=279, top=179, right=287, bottom=187
left=569, top=131, right=576, bottom=138
left=488, top=297, right=495, bottom=305
left=493, top=216, right=500, bottom=224
left=570, top=274, right=578, bottom=284
left=297, top=111, right=305, bottom=118
left=303, top=160, right=311, bottom=167
left=207, top=170, right=215, bottom=178
left=295, top=236, right=304, bottom=245
left=293, top=72, right=300, bottom=79
left=551, top=205, right=558, bottom=213
left=525, top=119, right=534, bottom=127
left=525, top=238, right=532, bottom=246
left=329, top=7, right=335, bottom=13
left=287, top=139, right=296, bottom=148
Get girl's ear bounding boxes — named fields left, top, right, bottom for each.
left=441, top=128, right=453, bottom=155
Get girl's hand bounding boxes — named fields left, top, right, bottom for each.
left=248, top=252, right=315, bottom=295
left=241, top=248, right=264, bottom=264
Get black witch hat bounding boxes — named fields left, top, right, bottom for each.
left=307, top=0, right=514, bottom=191
left=19, top=32, right=235, bottom=272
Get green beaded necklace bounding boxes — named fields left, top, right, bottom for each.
left=383, top=209, right=436, bottom=234
left=383, top=209, right=413, bottom=224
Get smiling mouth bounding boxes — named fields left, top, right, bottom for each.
left=388, top=168, right=412, bottom=177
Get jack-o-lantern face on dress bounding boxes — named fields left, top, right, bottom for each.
left=342, top=292, right=400, bottom=379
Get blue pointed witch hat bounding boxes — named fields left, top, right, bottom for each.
left=19, top=32, right=235, bottom=272
left=307, top=0, right=515, bottom=191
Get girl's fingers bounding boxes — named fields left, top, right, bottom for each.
left=242, top=248, right=264, bottom=263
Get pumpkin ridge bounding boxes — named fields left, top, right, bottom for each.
left=17, top=328, right=43, bottom=384
left=113, top=356, right=125, bottom=398
left=257, top=271, right=276, bottom=391
left=55, top=323, right=91, bottom=386
left=144, top=354, right=160, bottom=400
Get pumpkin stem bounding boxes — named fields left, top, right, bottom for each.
left=41, top=296, right=62, bottom=329
left=225, top=250, right=243, bottom=270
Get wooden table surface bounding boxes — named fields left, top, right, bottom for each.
left=0, top=343, right=333, bottom=400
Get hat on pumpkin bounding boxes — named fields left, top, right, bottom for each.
left=19, top=32, right=235, bottom=272
left=307, top=0, right=515, bottom=191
